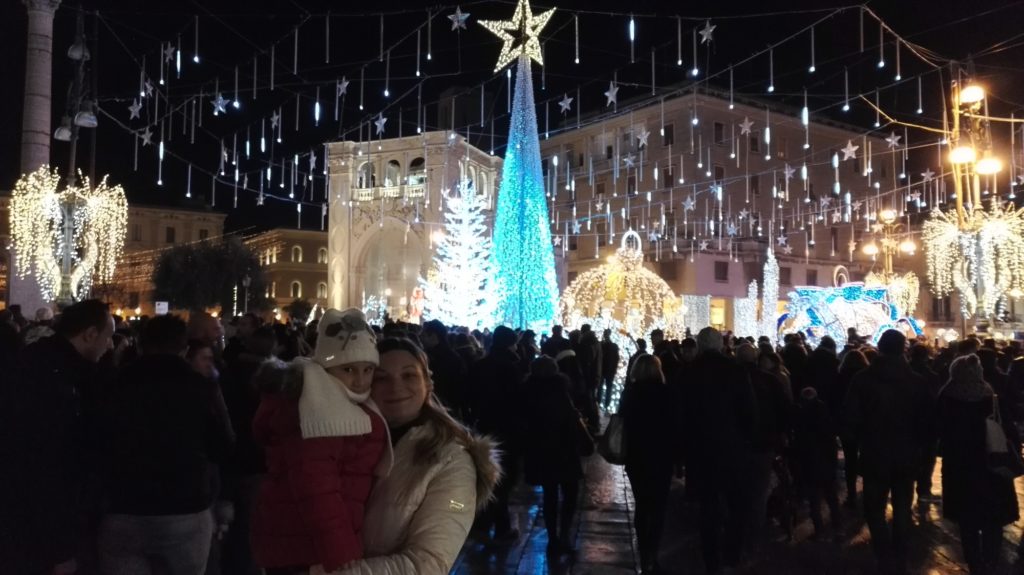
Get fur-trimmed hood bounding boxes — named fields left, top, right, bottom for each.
left=460, top=432, right=502, bottom=510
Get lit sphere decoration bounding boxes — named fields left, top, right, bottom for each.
left=559, top=230, right=685, bottom=340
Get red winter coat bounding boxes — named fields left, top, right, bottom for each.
left=251, top=392, right=387, bottom=571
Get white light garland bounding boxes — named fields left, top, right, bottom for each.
left=760, top=248, right=780, bottom=339
left=11, top=166, right=128, bottom=302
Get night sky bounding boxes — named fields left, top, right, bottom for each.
left=2, top=0, right=1022, bottom=233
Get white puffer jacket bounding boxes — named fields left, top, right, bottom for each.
left=333, top=418, right=500, bottom=575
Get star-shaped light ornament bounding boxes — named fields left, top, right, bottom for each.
left=637, top=128, right=651, bottom=149
left=553, top=236, right=562, bottom=246
left=558, top=93, right=573, bottom=115
left=909, top=192, right=922, bottom=202
left=648, top=231, right=659, bottom=243
left=163, top=43, right=175, bottom=64
left=841, top=140, right=859, bottom=161
left=595, top=200, right=605, bottom=211
left=783, top=245, right=794, bottom=255
left=831, top=210, right=843, bottom=223
left=128, top=99, right=142, bottom=120
left=777, top=235, right=788, bottom=247
left=448, top=6, right=470, bottom=31
left=144, top=80, right=154, bottom=97
left=739, top=209, right=750, bottom=220
left=374, top=113, right=388, bottom=136
left=604, top=82, right=619, bottom=107
left=572, top=220, right=582, bottom=234
left=739, top=117, right=754, bottom=136
left=820, top=197, right=832, bottom=209
left=212, top=93, right=228, bottom=115
left=852, top=200, right=863, bottom=212
left=140, top=127, right=153, bottom=146
left=478, top=0, right=555, bottom=73
left=699, top=20, right=716, bottom=44
left=886, top=132, right=902, bottom=150
left=271, top=111, right=280, bottom=129
left=921, top=169, right=935, bottom=182
left=622, top=154, right=636, bottom=168
left=309, top=151, right=318, bottom=172
left=783, top=164, right=796, bottom=181
left=683, top=196, right=696, bottom=211
left=699, top=240, right=710, bottom=251
left=727, top=222, right=738, bottom=237
left=337, top=77, right=350, bottom=97
left=872, top=223, right=885, bottom=233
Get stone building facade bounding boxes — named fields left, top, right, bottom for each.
left=244, top=228, right=328, bottom=319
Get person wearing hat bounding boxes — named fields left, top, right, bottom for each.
left=251, top=308, right=393, bottom=574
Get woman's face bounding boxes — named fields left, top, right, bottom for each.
left=372, top=349, right=431, bottom=427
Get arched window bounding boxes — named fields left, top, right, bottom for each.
left=290, top=281, right=302, bottom=299
left=291, top=245, right=303, bottom=263
left=357, top=162, right=376, bottom=188
left=408, top=157, right=426, bottom=185
left=385, top=159, right=402, bottom=187
left=317, top=247, right=328, bottom=264
left=317, top=282, right=327, bottom=299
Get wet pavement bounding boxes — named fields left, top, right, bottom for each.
left=453, top=453, right=1024, bottom=574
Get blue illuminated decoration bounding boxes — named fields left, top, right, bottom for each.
left=779, top=282, right=923, bottom=347
left=491, top=55, right=559, bottom=329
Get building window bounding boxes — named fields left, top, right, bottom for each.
left=317, top=282, right=327, bottom=299
left=596, top=182, right=606, bottom=197
left=777, top=138, right=788, bottom=159
left=931, top=295, right=952, bottom=321
left=749, top=174, right=760, bottom=196
left=597, top=222, right=607, bottom=247
left=271, top=282, right=277, bottom=297
left=272, top=248, right=278, bottom=264
left=198, top=229, right=209, bottom=240
left=627, top=175, right=637, bottom=196
left=317, top=247, right=328, bottom=264
left=131, top=224, right=142, bottom=242
left=780, top=266, right=792, bottom=286
left=290, top=281, right=301, bottom=299
left=165, top=226, right=176, bottom=244
left=714, top=261, right=729, bottom=282
left=662, top=124, right=674, bottom=147
left=291, top=245, right=303, bottom=263
left=606, top=145, right=614, bottom=160
left=663, top=166, right=674, bottom=189
left=750, top=131, right=760, bottom=153
left=714, top=122, right=726, bottom=146
left=806, top=269, right=818, bottom=285
left=714, top=165, right=725, bottom=182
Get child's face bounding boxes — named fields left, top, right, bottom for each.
left=327, top=362, right=377, bottom=395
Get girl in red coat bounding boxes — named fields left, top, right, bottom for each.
left=251, top=308, right=393, bottom=574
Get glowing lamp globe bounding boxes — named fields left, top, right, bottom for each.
left=862, top=241, right=880, bottom=256
left=950, top=146, right=977, bottom=165
left=960, top=84, right=985, bottom=105
left=975, top=155, right=1003, bottom=175
left=899, top=239, right=917, bottom=255
left=879, top=209, right=898, bottom=225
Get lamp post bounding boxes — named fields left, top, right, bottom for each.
left=862, top=208, right=920, bottom=317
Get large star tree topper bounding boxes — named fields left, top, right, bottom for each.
left=478, top=0, right=555, bottom=73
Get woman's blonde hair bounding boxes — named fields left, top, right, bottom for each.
left=629, top=353, right=664, bottom=384
left=377, top=337, right=475, bottom=465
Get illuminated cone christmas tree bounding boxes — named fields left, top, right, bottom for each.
left=422, top=182, right=494, bottom=329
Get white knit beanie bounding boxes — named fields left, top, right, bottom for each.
left=313, top=308, right=379, bottom=368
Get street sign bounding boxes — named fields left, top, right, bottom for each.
left=154, top=301, right=168, bottom=315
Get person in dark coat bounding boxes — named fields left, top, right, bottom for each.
left=0, top=299, right=114, bottom=575
left=978, top=348, right=1022, bottom=455
left=736, top=343, right=792, bottom=536
left=575, top=325, right=602, bottom=431
left=651, top=328, right=681, bottom=380
left=627, top=338, right=648, bottom=378
left=937, top=354, right=1020, bottom=575
left=792, top=387, right=842, bottom=539
left=834, top=350, right=869, bottom=507
left=621, top=354, right=676, bottom=573
left=541, top=325, right=572, bottom=357
left=805, top=337, right=840, bottom=395
left=599, top=329, right=621, bottom=409
left=97, top=314, right=235, bottom=575
left=687, top=327, right=758, bottom=574
left=909, top=344, right=942, bottom=503
left=845, top=330, right=929, bottom=575
left=781, top=336, right=810, bottom=398
left=522, top=357, right=586, bottom=556
left=468, top=325, right=524, bottom=540
left=420, top=319, right=468, bottom=418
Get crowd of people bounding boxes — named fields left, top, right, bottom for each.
left=1, top=300, right=1023, bottom=575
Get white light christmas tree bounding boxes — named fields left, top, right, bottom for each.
left=421, top=182, right=495, bottom=329
left=760, top=248, right=780, bottom=340
left=734, top=280, right=760, bottom=338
